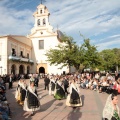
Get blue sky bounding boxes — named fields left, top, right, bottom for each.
left=0, top=0, right=120, bottom=51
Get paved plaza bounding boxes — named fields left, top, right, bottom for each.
left=6, top=79, right=120, bottom=120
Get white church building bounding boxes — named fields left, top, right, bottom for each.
left=0, top=3, right=70, bottom=75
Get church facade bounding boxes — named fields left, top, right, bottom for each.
left=0, top=3, right=69, bottom=75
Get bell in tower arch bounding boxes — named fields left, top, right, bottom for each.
left=40, top=9, right=42, bottom=14
left=37, top=19, right=40, bottom=26
left=43, top=18, right=46, bottom=25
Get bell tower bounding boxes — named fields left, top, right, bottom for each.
left=29, top=3, right=55, bottom=37
left=34, top=4, right=50, bottom=27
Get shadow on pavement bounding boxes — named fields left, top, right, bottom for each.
left=40, top=99, right=56, bottom=111
left=66, top=107, right=82, bottom=120
left=39, top=94, right=48, bottom=99
left=56, top=102, right=63, bottom=106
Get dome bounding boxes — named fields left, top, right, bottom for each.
left=57, top=30, right=64, bottom=42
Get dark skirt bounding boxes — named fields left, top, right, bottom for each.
left=54, top=83, right=65, bottom=100
left=106, top=88, right=118, bottom=95
left=101, top=86, right=107, bottom=92
left=51, top=82, right=55, bottom=91
left=70, top=88, right=80, bottom=104
left=20, top=88, right=26, bottom=101
left=103, top=116, right=117, bottom=120
left=27, top=90, right=39, bottom=109
left=111, top=117, right=117, bottom=120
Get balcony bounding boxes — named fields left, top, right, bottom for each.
left=8, top=55, right=34, bottom=64
left=9, top=55, right=20, bottom=61
left=29, top=59, right=34, bottom=63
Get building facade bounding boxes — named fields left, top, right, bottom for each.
left=0, top=35, right=33, bottom=75
left=0, top=3, right=69, bottom=75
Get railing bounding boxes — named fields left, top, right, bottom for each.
left=8, top=55, right=34, bottom=64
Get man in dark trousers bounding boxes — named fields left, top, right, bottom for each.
left=44, top=76, right=50, bottom=90
left=34, top=74, right=39, bottom=87
left=63, top=76, right=69, bottom=95
left=8, top=74, right=13, bottom=89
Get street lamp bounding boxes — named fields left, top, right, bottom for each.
left=0, top=66, right=2, bottom=75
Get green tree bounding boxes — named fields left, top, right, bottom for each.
left=80, top=39, right=101, bottom=70
left=46, top=33, right=83, bottom=71
left=100, top=49, right=116, bottom=71
left=45, top=34, right=77, bottom=70
left=112, top=48, right=120, bottom=72
left=45, top=33, right=101, bottom=72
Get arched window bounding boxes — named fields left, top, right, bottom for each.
left=11, top=64, right=16, bottom=75
left=43, top=18, right=46, bottom=25
left=19, top=65, right=25, bottom=74
left=37, top=19, right=40, bottom=26
left=40, top=9, right=42, bottom=14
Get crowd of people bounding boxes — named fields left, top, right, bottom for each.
left=0, top=73, right=39, bottom=120
left=1, top=74, right=25, bottom=83
left=44, top=75, right=82, bottom=107
left=0, top=71, right=120, bottom=120
left=80, top=72, right=120, bottom=95
left=15, top=74, right=82, bottom=117
left=46, top=72, right=120, bottom=120
left=0, top=76, right=12, bottom=120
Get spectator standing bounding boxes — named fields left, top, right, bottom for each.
left=8, top=75, right=13, bottom=89
left=44, top=76, right=50, bottom=90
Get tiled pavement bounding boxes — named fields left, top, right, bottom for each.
left=6, top=79, right=120, bottom=120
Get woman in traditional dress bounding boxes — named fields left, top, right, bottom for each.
left=54, top=78, right=65, bottom=100
left=66, top=78, right=82, bottom=107
left=103, top=94, right=120, bottom=120
left=49, top=76, right=56, bottom=95
left=23, top=80, right=40, bottom=116
left=15, top=78, right=27, bottom=105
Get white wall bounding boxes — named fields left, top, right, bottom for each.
left=47, top=64, right=69, bottom=75
left=31, top=35, right=69, bottom=74
left=0, top=38, right=8, bottom=75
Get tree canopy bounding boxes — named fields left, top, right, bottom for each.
left=99, top=48, right=120, bottom=72
left=45, top=33, right=120, bottom=72
left=45, top=33, right=100, bottom=71
left=81, top=39, right=101, bottom=69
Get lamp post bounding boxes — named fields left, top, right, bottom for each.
left=0, top=66, right=2, bottom=75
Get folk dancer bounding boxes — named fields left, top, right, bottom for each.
left=66, top=78, right=82, bottom=107
left=54, top=78, right=65, bottom=100
left=49, top=76, right=56, bottom=95
left=15, top=78, right=27, bottom=105
left=23, top=80, right=40, bottom=116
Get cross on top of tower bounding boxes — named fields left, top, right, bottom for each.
left=41, top=0, right=46, bottom=4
